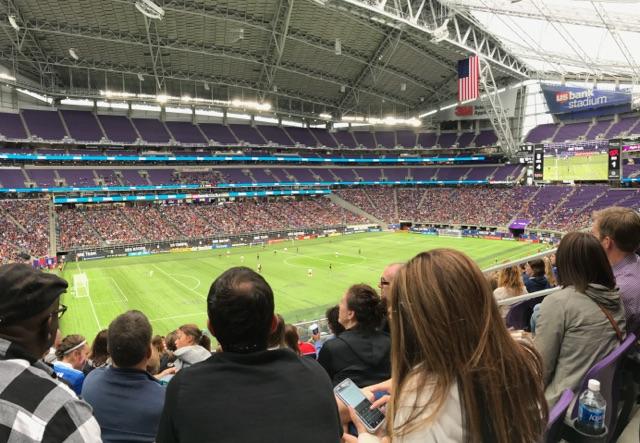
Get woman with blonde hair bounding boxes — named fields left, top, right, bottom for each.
left=351, top=249, right=547, bottom=443
left=493, top=265, right=527, bottom=316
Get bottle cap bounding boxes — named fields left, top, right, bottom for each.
left=588, top=379, right=600, bottom=392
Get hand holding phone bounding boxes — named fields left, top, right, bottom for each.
left=334, top=378, right=385, bottom=434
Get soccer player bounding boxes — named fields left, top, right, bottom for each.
left=257, top=263, right=262, bottom=273
left=307, top=268, right=313, bottom=277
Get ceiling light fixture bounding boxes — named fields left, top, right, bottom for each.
left=135, top=0, right=165, bottom=20
left=0, top=72, right=16, bottom=82
left=68, top=48, right=79, bottom=61
left=137, top=73, right=145, bottom=82
left=8, top=15, right=19, bottom=31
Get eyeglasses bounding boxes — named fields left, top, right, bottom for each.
left=51, top=304, right=68, bottom=320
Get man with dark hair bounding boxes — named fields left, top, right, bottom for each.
left=593, top=207, right=640, bottom=332
left=157, top=267, right=341, bottom=443
left=0, top=264, right=100, bottom=442
left=82, top=310, right=166, bottom=442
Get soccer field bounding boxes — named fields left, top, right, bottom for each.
left=543, top=153, right=608, bottom=181
left=59, top=232, right=546, bottom=340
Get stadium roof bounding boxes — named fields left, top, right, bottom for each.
left=443, top=0, right=640, bottom=82
left=0, top=0, right=637, bottom=121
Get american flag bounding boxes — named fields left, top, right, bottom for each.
left=457, top=55, right=479, bottom=102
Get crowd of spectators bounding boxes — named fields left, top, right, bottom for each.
left=54, top=197, right=369, bottom=250
left=0, top=199, right=49, bottom=263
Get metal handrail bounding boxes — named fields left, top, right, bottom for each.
left=482, top=247, right=557, bottom=274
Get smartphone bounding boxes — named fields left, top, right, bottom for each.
left=334, top=378, right=385, bottom=433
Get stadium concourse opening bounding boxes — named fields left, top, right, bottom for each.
left=1, top=0, right=640, bottom=441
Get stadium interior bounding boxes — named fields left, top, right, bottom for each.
left=0, top=0, right=640, bottom=441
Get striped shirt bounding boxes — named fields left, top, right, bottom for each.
left=0, top=337, right=101, bottom=442
left=613, top=253, right=640, bottom=334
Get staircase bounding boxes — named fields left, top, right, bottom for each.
left=328, top=194, right=384, bottom=225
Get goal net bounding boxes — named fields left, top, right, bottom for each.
left=74, top=273, right=89, bottom=298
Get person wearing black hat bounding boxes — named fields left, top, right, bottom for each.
left=0, top=263, right=101, bottom=442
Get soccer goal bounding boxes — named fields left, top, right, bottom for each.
left=73, top=273, right=90, bottom=298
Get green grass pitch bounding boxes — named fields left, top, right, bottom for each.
left=59, top=232, right=546, bottom=340
left=543, top=152, right=608, bottom=181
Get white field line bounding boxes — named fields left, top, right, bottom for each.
left=75, top=263, right=102, bottom=330
left=148, top=312, right=205, bottom=322
left=151, top=264, right=207, bottom=301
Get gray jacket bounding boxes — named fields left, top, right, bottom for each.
left=534, top=284, right=626, bottom=407
left=173, top=345, right=211, bottom=371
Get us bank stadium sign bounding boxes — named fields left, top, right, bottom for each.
left=541, top=84, right=631, bottom=114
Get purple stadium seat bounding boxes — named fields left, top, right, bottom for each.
left=229, top=124, right=266, bottom=145
left=570, top=333, right=637, bottom=440
left=309, top=128, right=338, bottom=147
left=396, top=130, right=417, bottom=148
left=475, top=130, right=498, bottom=146
left=457, top=132, right=475, bottom=149
left=525, top=123, right=557, bottom=143
left=98, top=115, right=138, bottom=143
left=131, top=118, right=171, bottom=143
left=553, top=121, right=591, bottom=142
left=352, top=131, right=375, bottom=149
left=21, top=110, right=67, bottom=140
left=545, top=389, right=575, bottom=443
left=285, top=127, right=317, bottom=147
left=0, top=112, right=27, bottom=139
left=438, top=132, right=457, bottom=148
left=334, top=131, right=357, bottom=148
left=198, top=123, right=238, bottom=145
left=585, top=120, right=612, bottom=140
left=505, top=296, right=544, bottom=331
left=60, top=110, right=104, bottom=142
left=0, top=169, right=26, bottom=188
left=374, top=132, right=395, bottom=148
left=165, top=121, right=206, bottom=144
left=417, top=132, right=437, bottom=148
left=606, top=116, right=639, bottom=138
left=256, top=125, right=294, bottom=146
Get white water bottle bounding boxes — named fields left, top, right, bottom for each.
left=576, top=379, right=606, bottom=435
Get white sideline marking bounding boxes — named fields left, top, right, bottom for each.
left=75, top=263, right=102, bottom=330
left=149, top=312, right=205, bottom=322
left=170, top=273, right=201, bottom=291
left=151, top=264, right=207, bottom=301
left=91, top=276, right=129, bottom=303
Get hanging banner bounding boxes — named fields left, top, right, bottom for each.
left=541, top=84, right=631, bottom=115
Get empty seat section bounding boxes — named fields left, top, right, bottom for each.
left=457, top=132, right=475, bottom=148
left=285, top=127, right=317, bottom=146
left=60, top=110, right=104, bottom=142
left=94, top=169, right=120, bottom=186
left=396, top=130, right=417, bottom=148
left=284, top=168, right=314, bottom=181
left=219, top=168, right=249, bottom=183
left=165, top=121, right=206, bottom=144
left=492, top=165, right=521, bottom=181
left=606, top=116, right=639, bottom=138
left=525, top=123, right=556, bottom=143
left=131, top=118, right=171, bottom=143
left=552, top=121, right=590, bottom=142
left=250, top=169, right=273, bottom=182
left=353, top=131, right=375, bottom=148
left=98, top=115, right=138, bottom=143
left=58, top=169, right=95, bottom=187
left=412, top=168, right=437, bottom=180
left=475, top=130, right=498, bottom=146
left=147, top=169, right=176, bottom=185
left=417, top=132, right=437, bottom=148
left=120, top=170, right=147, bottom=186
left=465, top=167, right=492, bottom=181
left=197, top=123, right=238, bottom=144
left=256, top=125, right=294, bottom=146
left=309, top=128, right=338, bottom=147
left=374, top=132, right=395, bottom=148
left=229, top=124, right=266, bottom=145
left=0, top=112, right=27, bottom=139
left=383, top=168, right=407, bottom=181
left=312, top=168, right=336, bottom=181
left=437, top=133, right=456, bottom=148
left=353, top=168, right=381, bottom=181
left=584, top=120, right=611, bottom=140
left=27, top=169, right=56, bottom=186
left=332, top=169, right=357, bottom=181
left=333, top=131, right=357, bottom=148
left=22, top=110, right=66, bottom=140
left=0, top=169, right=26, bottom=187
left=437, top=167, right=468, bottom=180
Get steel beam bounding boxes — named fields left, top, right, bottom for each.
left=257, top=0, right=295, bottom=96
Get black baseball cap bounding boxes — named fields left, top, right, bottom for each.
left=0, top=264, right=68, bottom=326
